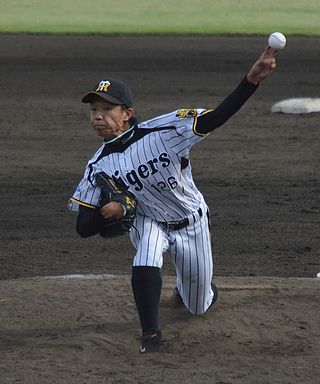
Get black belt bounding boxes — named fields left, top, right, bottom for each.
left=160, top=208, right=203, bottom=231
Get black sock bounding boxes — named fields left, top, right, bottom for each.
left=131, top=266, right=162, bottom=334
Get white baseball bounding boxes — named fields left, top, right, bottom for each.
left=268, top=32, right=286, bottom=49
left=317, top=272, right=320, bottom=279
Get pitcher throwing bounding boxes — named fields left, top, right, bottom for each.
left=68, top=45, right=279, bottom=353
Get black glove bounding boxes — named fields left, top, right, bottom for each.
left=95, top=171, right=137, bottom=237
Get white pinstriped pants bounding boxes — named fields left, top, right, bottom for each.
left=130, top=205, right=214, bottom=315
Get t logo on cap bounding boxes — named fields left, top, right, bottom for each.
left=96, top=80, right=111, bottom=92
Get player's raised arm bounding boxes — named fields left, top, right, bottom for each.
left=196, top=44, right=280, bottom=135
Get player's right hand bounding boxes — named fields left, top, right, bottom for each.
left=246, top=45, right=278, bottom=85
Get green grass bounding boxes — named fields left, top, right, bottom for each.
left=0, top=0, right=319, bottom=35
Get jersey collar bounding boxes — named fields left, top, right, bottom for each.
left=103, top=125, right=135, bottom=146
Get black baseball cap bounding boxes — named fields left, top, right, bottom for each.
left=81, top=78, right=133, bottom=108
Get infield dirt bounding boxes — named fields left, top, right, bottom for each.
left=0, top=35, right=319, bottom=383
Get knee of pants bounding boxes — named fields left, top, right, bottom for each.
left=186, top=305, right=208, bottom=316
left=181, top=286, right=213, bottom=315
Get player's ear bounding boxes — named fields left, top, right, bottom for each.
left=124, top=107, right=134, bottom=123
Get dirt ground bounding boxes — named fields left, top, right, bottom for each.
left=0, top=35, right=319, bottom=383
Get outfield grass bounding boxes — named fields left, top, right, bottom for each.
left=0, top=0, right=319, bottom=35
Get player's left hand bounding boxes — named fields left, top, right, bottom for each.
left=246, top=45, right=278, bottom=85
left=100, top=201, right=125, bottom=220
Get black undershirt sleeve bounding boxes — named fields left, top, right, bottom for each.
left=76, top=205, right=106, bottom=238
left=196, top=76, right=259, bottom=134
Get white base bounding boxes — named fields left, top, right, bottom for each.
left=271, top=98, right=320, bottom=114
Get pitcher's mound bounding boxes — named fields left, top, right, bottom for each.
left=1, top=275, right=319, bottom=383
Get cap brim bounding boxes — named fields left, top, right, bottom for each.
left=81, top=91, right=124, bottom=105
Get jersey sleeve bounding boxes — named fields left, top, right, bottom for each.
left=68, top=166, right=101, bottom=212
left=67, top=146, right=105, bottom=213
left=163, top=108, right=212, bottom=157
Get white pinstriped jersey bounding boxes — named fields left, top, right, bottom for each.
left=68, top=108, right=210, bottom=222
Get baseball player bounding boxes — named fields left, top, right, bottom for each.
left=68, top=45, right=278, bottom=353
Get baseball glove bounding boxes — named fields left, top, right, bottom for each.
left=95, top=171, right=137, bottom=237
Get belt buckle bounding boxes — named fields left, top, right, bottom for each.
left=167, top=220, right=179, bottom=230
left=168, top=218, right=188, bottom=230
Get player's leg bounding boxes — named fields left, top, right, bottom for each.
left=130, top=214, right=169, bottom=352
left=169, top=209, right=217, bottom=314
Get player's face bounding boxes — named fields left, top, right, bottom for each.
left=90, top=97, right=133, bottom=139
